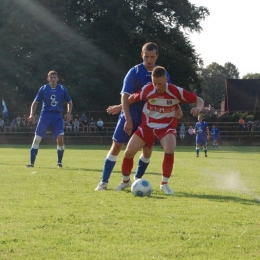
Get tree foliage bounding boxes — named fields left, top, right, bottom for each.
left=242, top=73, right=260, bottom=79
left=199, top=62, right=239, bottom=107
left=0, top=0, right=209, bottom=116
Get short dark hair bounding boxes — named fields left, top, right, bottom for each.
left=142, top=42, right=159, bottom=53
left=48, top=70, right=58, bottom=77
left=152, top=66, right=166, bottom=78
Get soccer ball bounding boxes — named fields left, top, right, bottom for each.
left=131, top=179, right=152, bottom=197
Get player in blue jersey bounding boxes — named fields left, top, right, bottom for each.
left=194, top=115, right=210, bottom=157
left=26, top=70, right=73, bottom=168
left=95, top=42, right=175, bottom=191
left=210, top=124, right=220, bottom=149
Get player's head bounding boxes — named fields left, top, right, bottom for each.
left=198, top=115, right=203, bottom=122
left=152, top=66, right=168, bottom=93
left=141, top=42, right=159, bottom=71
left=47, top=70, right=59, bottom=86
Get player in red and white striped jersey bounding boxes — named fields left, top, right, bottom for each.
left=116, top=66, right=204, bottom=195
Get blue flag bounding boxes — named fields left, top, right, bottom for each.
left=2, top=97, right=9, bottom=117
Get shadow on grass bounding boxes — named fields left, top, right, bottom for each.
left=176, top=192, right=260, bottom=205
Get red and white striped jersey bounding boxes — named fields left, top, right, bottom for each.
left=133, top=83, right=197, bottom=129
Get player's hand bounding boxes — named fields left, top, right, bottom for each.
left=107, top=105, right=122, bottom=115
left=190, top=106, right=203, bottom=116
left=27, top=115, right=34, bottom=122
left=124, top=119, right=133, bottom=136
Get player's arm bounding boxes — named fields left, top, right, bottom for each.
left=121, top=92, right=133, bottom=135
left=66, top=101, right=73, bottom=123
left=28, top=100, right=38, bottom=122
left=206, top=127, right=210, bottom=140
left=190, top=97, right=204, bottom=116
left=106, top=104, right=122, bottom=115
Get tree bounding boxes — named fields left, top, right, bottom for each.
left=199, top=62, right=239, bottom=107
left=0, top=0, right=209, bottom=114
left=242, top=73, right=260, bottom=79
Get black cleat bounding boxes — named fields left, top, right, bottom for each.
left=26, top=164, right=34, bottom=168
left=57, top=163, right=63, bottom=168
left=205, top=154, right=208, bottom=157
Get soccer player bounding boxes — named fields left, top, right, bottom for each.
left=211, top=124, right=220, bottom=149
left=115, top=66, right=204, bottom=195
left=26, top=70, right=72, bottom=168
left=95, top=42, right=173, bottom=191
left=194, top=115, right=210, bottom=157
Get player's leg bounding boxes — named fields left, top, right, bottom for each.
left=26, top=114, right=47, bottom=167
left=134, top=144, right=152, bottom=179
left=116, top=134, right=145, bottom=191
left=53, top=115, right=66, bottom=167
left=203, top=140, right=208, bottom=157
left=56, top=135, right=65, bottom=167
left=196, top=136, right=200, bottom=157
left=159, top=133, right=176, bottom=195
left=95, top=114, right=129, bottom=190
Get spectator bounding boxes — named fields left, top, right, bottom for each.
left=89, top=117, right=97, bottom=133
left=16, top=115, right=21, bottom=129
left=73, top=118, right=80, bottom=132
left=10, top=118, right=17, bottom=132
left=187, top=125, right=194, bottom=144
left=80, top=113, right=87, bottom=122
left=96, top=118, right=104, bottom=131
left=238, top=118, right=245, bottom=132
left=0, top=118, right=4, bottom=131
left=82, top=120, right=88, bottom=133
left=179, top=123, right=186, bottom=140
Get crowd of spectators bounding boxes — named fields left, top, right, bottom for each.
left=0, top=113, right=105, bottom=134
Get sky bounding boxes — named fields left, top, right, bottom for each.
left=188, top=0, right=260, bottom=77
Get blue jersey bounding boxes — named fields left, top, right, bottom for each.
left=121, top=63, right=171, bottom=121
left=211, top=127, right=219, bottom=141
left=195, top=121, right=208, bottom=145
left=35, top=84, right=72, bottom=113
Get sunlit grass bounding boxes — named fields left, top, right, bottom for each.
left=1, top=145, right=260, bottom=259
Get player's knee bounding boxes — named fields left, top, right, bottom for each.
left=32, top=135, right=42, bottom=149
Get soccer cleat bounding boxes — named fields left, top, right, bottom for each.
left=205, top=154, right=208, bottom=157
left=26, top=164, right=34, bottom=168
left=134, top=176, right=141, bottom=181
left=95, top=182, right=108, bottom=191
left=57, top=163, right=63, bottom=168
left=160, top=184, right=174, bottom=195
left=196, top=155, right=199, bottom=157
left=115, top=180, right=132, bottom=191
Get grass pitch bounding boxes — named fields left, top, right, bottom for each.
left=0, top=144, right=260, bottom=259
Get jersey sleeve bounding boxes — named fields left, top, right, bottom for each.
left=175, top=86, right=197, bottom=103
left=121, top=67, right=136, bottom=95
left=34, top=86, right=44, bottom=103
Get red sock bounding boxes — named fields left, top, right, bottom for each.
left=162, top=153, right=174, bottom=178
left=122, top=157, right=133, bottom=177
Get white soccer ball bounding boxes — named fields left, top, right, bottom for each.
left=131, top=179, right=152, bottom=197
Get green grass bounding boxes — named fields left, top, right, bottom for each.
left=1, top=144, right=260, bottom=259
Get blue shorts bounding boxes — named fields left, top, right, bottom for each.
left=196, top=135, right=207, bottom=146
left=212, top=136, right=218, bottom=142
left=35, top=112, right=64, bottom=139
left=113, top=112, right=141, bottom=144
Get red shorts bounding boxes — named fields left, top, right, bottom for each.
left=135, top=124, right=177, bottom=147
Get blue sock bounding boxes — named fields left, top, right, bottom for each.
left=101, top=154, right=117, bottom=183
left=134, top=156, right=150, bottom=179
left=57, top=149, right=64, bottom=164
left=30, top=148, right=38, bottom=165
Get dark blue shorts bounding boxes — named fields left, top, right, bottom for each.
left=112, top=112, right=141, bottom=144
left=35, top=112, right=64, bottom=139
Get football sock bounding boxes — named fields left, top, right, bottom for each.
left=122, top=157, right=133, bottom=177
left=57, top=146, right=65, bottom=163
left=196, top=148, right=200, bottom=156
left=30, top=148, right=38, bottom=165
left=161, top=176, right=169, bottom=185
left=135, top=155, right=150, bottom=179
left=101, top=153, right=117, bottom=183
left=162, top=153, right=174, bottom=178
left=204, top=148, right=207, bottom=155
